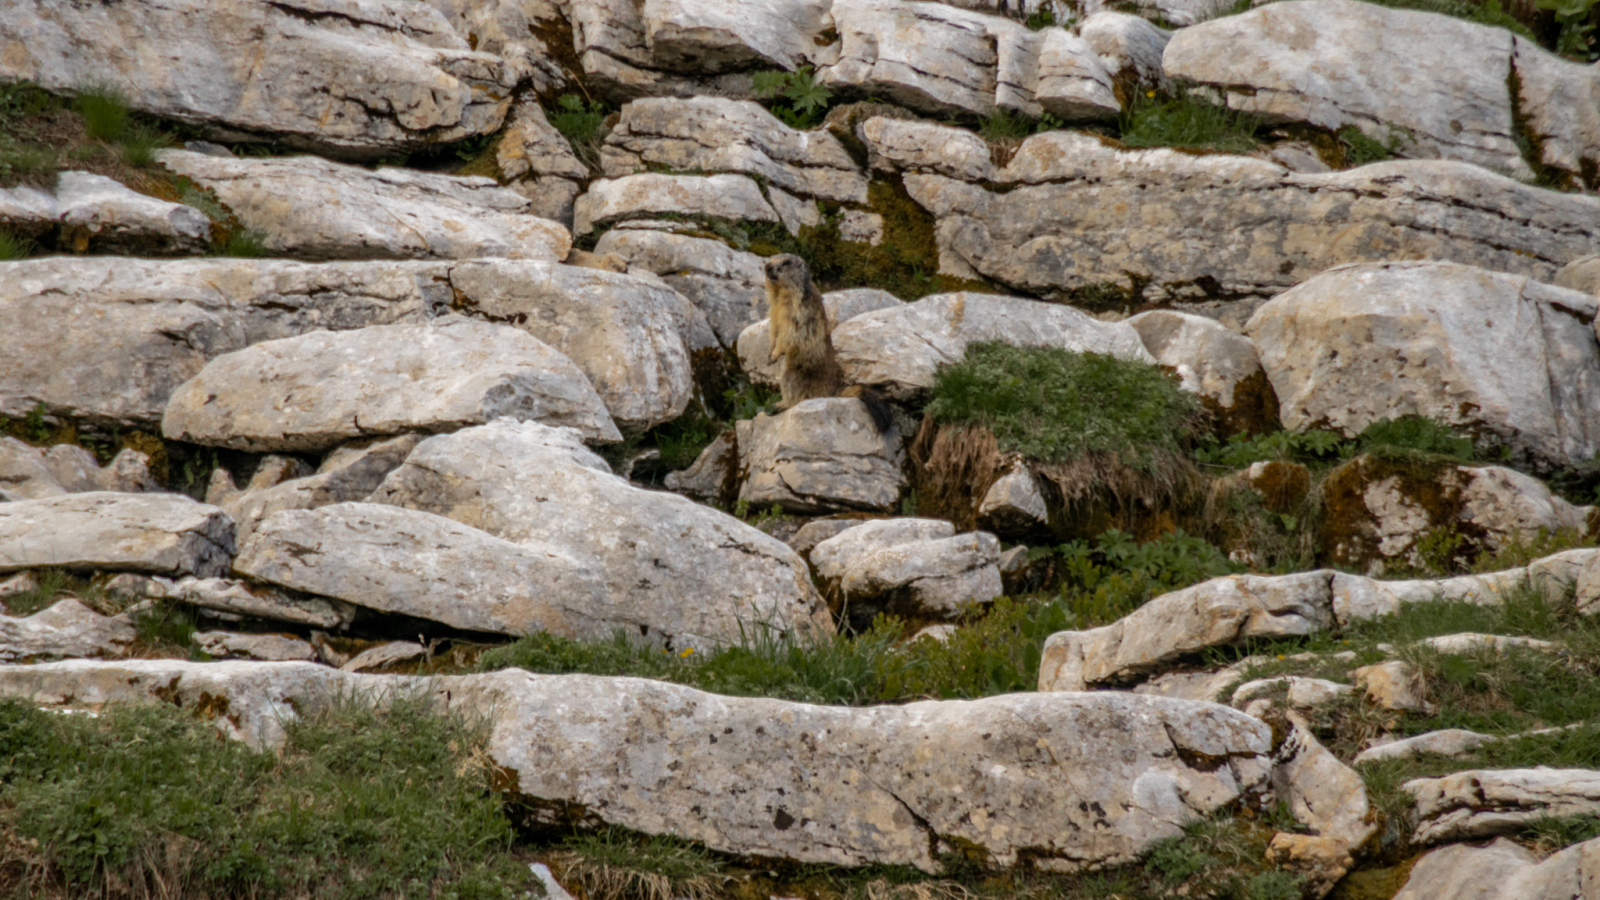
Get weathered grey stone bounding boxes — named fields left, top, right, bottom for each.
left=838, top=210, right=884, bottom=245
left=162, top=316, right=620, bottom=452
left=195, top=630, right=318, bottom=661
left=1421, top=633, right=1561, bottom=655
left=224, top=435, right=424, bottom=544
left=1354, top=729, right=1497, bottom=765
left=1512, top=36, right=1600, bottom=191
left=0, top=492, right=234, bottom=577
left=641, top=0, right=831, bottom=73
left=1249, top=262, right=1600, bottom=469
left=1407, top=768, right=1600, bottom=844
left=977, top=462, right=1049, bottom=531
left=787, top=518, right=867, bottom=559
left=837, top=531, right=1004, bottom=621
left=0, top=599, right=136, bottom=662
left=860, top=117, right=998, bottom=183
left=54, top=171, right=212, bottom=255
left=833, top=292, right=1153, bottom=399
left=768, top=186, right=821, bottom=235
left=1079, top=12, right=1170, bottom=100
left=662, top=431, right=738, bottom=503
left=1038, top=571, right=1336, bottom=691
left=0, top=257, right=458, bottom=427
left=1165, top=0, right=1531, bottom=179
left=594, top=229, right=767, bottom=347
left=369, top=421, right=833, bottom=645
left=0, top=437, right=69, bottom=501
left=1273, top=714, right=1375, bottom=851
left=171, top=576, right=353, bottom=629
left=1332, top=567, right=1535, bottom=624
left=1029, top=27, right=1123, bottom=119
left=1079, top=0, right=1233, bottom=27
left=736, top=399, right=906, bottom=514
left=1264, top=832, right=1352, bottom=900
left=1, top=440, right=159, bottom=503
left=158, top=150, right=571, bottom=262
left=905, top=132, right=1600, bottom=311
left=497, top=99, right=589, bottom=181
left=1134, top=666, right=1250, bottom=704
left=340, top=640, right=428, bottom=672
left=420, top=0, right=567, bottom=96
left=1127, top=309, right=1276, bottom=433
left=811, top=518, right=956, bottom=582
left=566, top=0, right=758, bottom=100
left=447, top=261, right=694, bottom=430
left=574, top=174, right=778, bottom=235
left=0, top=659, right=1273, bottom=872
left=739, top=288, right=904, bottom=387
left=0, top=183, right=59, bottom=241
left=0, top=573, right=36, bottom=600
left=1353, top=660, right=1433, bottom=713
left=1392, top=837, right=1537, bottom=900
left=1230, top=676, right=1353, bottom=711
left=602, top=97, right=867, bottom=203
left=0, top=0, right=514, bottom=158
left=1555, top=253, right=1600, bottom=296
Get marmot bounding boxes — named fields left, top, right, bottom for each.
left=764, top=254, right=892, bottom=433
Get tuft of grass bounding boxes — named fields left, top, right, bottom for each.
left=74, top=83, right=130, bottom=142
left=1117, top=88, right=1260, bottom=154
left=926, top=343, right=1205, bottom=470
left=215, top=228, right=267, bottom=258
left=1355, top=414, right=1478, bottom=463
left=548, top=93, right=608, bottom=174
left=554, top=828, right=726, bottom=900
left=0, top=230, right=33, bottom=260
left=118, top=122, right=173, bottom=167
left=1338, top=124, right=1403, bottom=166
left=1033, top=529, right=1237, bottom=626
left=0, top=695, right=533, bottom=900
left=978, top=109, right=1037, bottom=142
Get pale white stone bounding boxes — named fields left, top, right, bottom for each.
left=1352, top=660, right=1433, bottom=713
left=574, top=173, right=778, bottom=234
left=1126, top=309, right=1268, bottom=409
left=1353, top=729, right=1496, bottom=765
left=860, top=117, right=998, bottom=183
left=1079, top=12, right=1170, bottom=98
left=1512, top=36, right=1600, bottom=190
left=736, top=399, right=906, bottom=514
left=595, top=229, right=767, bottom=347
left=1407, top=768, right=1600, bottom=844
left=0, top=492, right=234, bottom=578
left=172, top=576, right=353, bottom=629
left=340, top=640, right=428, bottom=672
left=497, top=100, right=588, bottom=181
left=642, top=0, right=832, bottom=73
left=0, top=599, right=136, bottom=662
left=420, top=0, right=568, bottom=95
left=1273, top=714, right=1375, bottom=851
left=739, top=288, right=904, bottom=387
left=195, top=631, right=318, bottom=661
left=978, top=464, right=1049, bottom=528
left=54, top=171, right=211, bottom=255
left=811, top=518, right=957, bottom=583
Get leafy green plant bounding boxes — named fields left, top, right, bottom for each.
left=1195, top=428, right=1346, bottom=468
left=751, top=66, right=834, bottom=129
left=1117, top=87, right=1260, bottom=153
left=1025, top=7, right=1059, bottom=28
left=1338, top=124, right=1403, bottom=165
left=74, top=83, right=130, bottom=142
left=1540, top=0, right=1599, bottom=57
left=548, top=93, right=609, bottom=172
left=1034, top=528, right=1236, bottom=624
left=1355, top=414, right=1478, bottom=462
left=927, top=343, right=1206, bottom=469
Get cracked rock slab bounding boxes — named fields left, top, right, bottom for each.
left=0, top=492, right=235, bottom=578
left=194, top=630, right=318, bottom=661
left=573, top=173, right=778, bottom=235
left=837, top=531, right=1004, bottom=622
left=1164, top=0, right=1531, bottom=179
left=1518, top=38, right=1600, bottom=191
left=368, top=420, right=833, bottom=647
left=0, top=599, right=137, bottom=662
left=641, top=0, right=831, bottom=73
left=223, top=434, right=423, bottom=545
left=595, top=229, right=769, bottom=348
left=832, top=292, right=1153, bottom=400
left=905, top=132, right=1600, bottom=315
left=1391, top=835, right=1600, bottom=900
left=602, top=97, right=867, bottom=204
left=1407, top=768, right=1600, bottom=844
left=860, top=117, right=999, bottom=183
left=1248, top=262, right=1600, bottom=470
left=1274, top=714, right=1375, bottom=852
left=1127, top=309, right=1277, bottom=435
left=0, top=659, right=1274, bottom=872
left=736, top=399, right=907, bottom=514
left=0, top=438, right=156, bottom=502
left=162, top=315, right=620, bottom=451
left=171, top=576, right=353, bottom=629
left=158, top=150, right=571, bottom=262
left=53, top=171, right=212, bottom=255
left=1038, top=571, right=1336, bottom=691
left=0, top=0, right=515, bottom=158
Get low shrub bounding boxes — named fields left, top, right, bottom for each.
left=1117, top=88, right=1260, bottom=154
left=751, top=67, right=833, bottom=129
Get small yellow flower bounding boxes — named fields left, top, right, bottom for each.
left=1145, top=90, right=1156, bottom=98
left=1276, top=654, right=1285, bottom=660
left=680, top=648, right=695, bottom=658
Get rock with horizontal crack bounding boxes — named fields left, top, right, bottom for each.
left=0, top=492, right=235, bottom=578
left=574, top=173, right=778, bottom=234
left=736, top=399, right=906, bottom=514
left=0, top=599, right=137, bottom=662
left=1407, top=768, right=1600, bottom=844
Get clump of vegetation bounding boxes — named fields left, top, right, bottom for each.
left=1034, top=528, right=1236, bottom=625
left=751, top=66, right=834, bottom=129
left=554, top=828, right=727, bottom=900
left=0, top=696, right=533, bottom=899
left=1117, top=88, right=1260, bottom=154
left=1364, top=0, right=1536, bottom=37
left=0, top=230, right=33, bottom=261
left=548, top=93, right=610, bottom=173
left=1540, top=0, right=1600, bottom=57
left=1338, top=124, right=1404, bottom=166
left=214, top=228, right=267, bottom=258
left=74, top=84, right=131, bottom=142
left=1355, top=414, right=1479, bottom=462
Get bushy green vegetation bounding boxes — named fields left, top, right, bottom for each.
left=751, top=67, right=834, bottom=129
left=1362, top=0, right=1536, bottom=38
left=0, top=697, right=533, bottom=900
left=1117, top=88, right=1260, bottom=154
left=1197, top=415, right=1480, bottom=469
left=1540, top=0, right=1600, bottom=57
left=0, top=230, right=32, bottom=261
left=1035, top=528, right=1236, bottom=625
left=926, top=343, right=1205, bottom=469
left=1337, top=125, right=1403, bottom=166
left=547, top=93, right=609, bottom=173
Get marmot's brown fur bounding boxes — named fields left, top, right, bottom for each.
left=764, top=254, right=892, bottom=433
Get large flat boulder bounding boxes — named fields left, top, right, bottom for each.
left=831, top=292, right=1153, bottom=399
left=162, top=316, right=620, bottom=451
left=1407, top=768, right=1600, bottom=844
left=0, top=172, right=212, bottom=256
left=0, top=0, right=513, bottom=158
left=0, top=492, right=235, bottom=577
left=222, top=435, right=423, bottom=544
left=594, top=229, right=768, bottom=347
left=640, top=0, right=830, bottom=73
left=447, top=261, right=694, bottom=430
left=235, top=503, right=620, bottom=639
left=1394, top=835, right=1600, bottom=900
left=1247, top=261, right=1600, bottom=469
left=0, top=599, right=137, bottom=662
left=1163, top=0, right=1531, bottom=179
left=0, top=659, right=1275, bottom=872
left=736, top=399, right=906, bottom=514
left=904, top=132, right=1600, bottom=320
left=158, top=150, right=571, bottom=261
left=369, top=420, right=833, bottom=645
left=601, top=97, right=867, bottom=204
left=574, top=173, right=778, bottom=235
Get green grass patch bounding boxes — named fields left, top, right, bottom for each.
left=118, top=122, right=174, bottom=167
left=1030, top=528, right=1237, bottom=626
left=1338, top=125, right=1403, bottom=166
left=214, top=228, right=267, bottom=257
left=547, top=93, right=608, bottom=175
left=0, top=230, right=33, bottom=261
left=1361, top=0, right=1536, bottom=38
left=553, top=828, right=726, bottom=900
left=1117, top=88, right=1260, bottom=154
left=0, top=696, right=534, bottom=899
left=73, top=84, right=130, bottom=143
left=926, top=343, right=1205, bottom=469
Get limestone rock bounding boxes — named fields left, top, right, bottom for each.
left=0, top=438, right=62, bottom=502
left=1126, top=309, right=1278, bottom=434
left=1164, top=0, right=1531, bottom=179
left=812, top=518, right=956, bottom=583
left=1134, top=666, right=1252, bottom=704
left=566, top=0, right=757, bottom=100
left=53, top=171, right=212, bottom=255
left=447, top=261, right=695, bottom=430
left=736, top=399, right=906, bottom=514
left=224, top=435, right=424, bottom=544
left=662, top=431, right=739, bottom=504
left=641, top=0, right=830, bottom=73
left=1264, top=833, right=1353, bottom=900
left=1555, top=253, right=1600, bottom=296
left=1407, top=768, right=1600, bottom=844
left=1249, top=262, right=1600, bottom=470
left=1230, top=676, right=1354, bottom=712
left=1273, top=715, right=1375, bottom=852
left=0, top=659, right=1273, bottom=872
left=0, top=257, right=458, bottom=427
left=602, top=97, right=866, bottom=203
left=0, top=492, right=234, bottom=578
left=195, top=631, right=318, bottom=662
left=1512, top=35, right=1600, bottom=191
left=860, top=118, right=998, bottom=183
left=1079, top=12, right=1170, bottom=101
left=1422, top=633, right=1561, bottom=655
left=369, top=420, right=833, bottom=645
left=977, top=462, right=1049, bottom=532
left=595, top=229, right=768, bottom=347
left=0, top=183, right=60, bottom=241
left=162, top=316, right=620, bottom=452
left=574, top=174, right=778, bottom=235
left=1332, top=566, right=1539, bottom=624
left=1079, top=0, right=1235, bottom=27
left=158, top=150, right=571, bottom=262
left=497, top=99, right=588, bottom=184
left=832, top=292, right=1153, bottom=400
left=340, top=640, right=428, bottom=672
left=1038, top=571, right=1335, bottom=691
left=1352, top=661, right=1433, bottom=714
left=904, top=133, right=1600, bottom=317
left=0, top=0, right=514, bottom=158
left=836, top=531, right=1004, bottom=623
left=0, top=599, right=137, bottom=662
left=1392, top=837, right=1538, bottom=900
left=739, top=288, right=904, bottom=388
left=420, top=0, right=568, bottom=96
left=1353, top=729, right=1497, bottom=765
left=786, top=518, right=866, bottom=559
left=0, top=439, right=156, bottom=502
left=171, top=576, right=353, bottom=629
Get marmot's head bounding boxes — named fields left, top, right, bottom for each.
left=764, top=254, right=810, bottom=291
